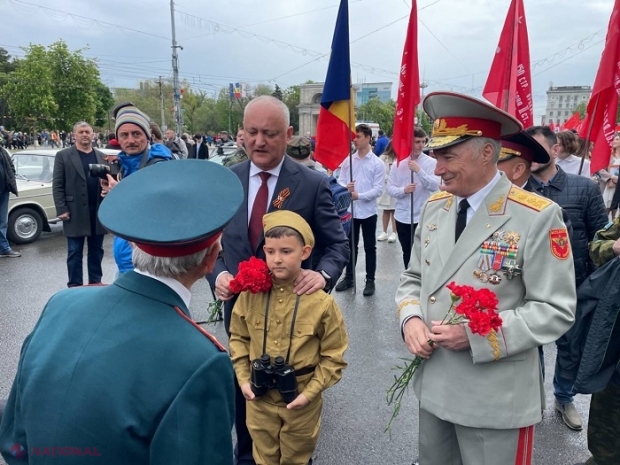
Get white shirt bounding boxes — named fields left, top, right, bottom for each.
left=247, top=157, right=285, bottom=225
left=456, top=170, right=502, bottom=223
left=387, top=153, right=440, bottom=224
left=556, top=155, right=591, bottom=178
left=134, top=268, right=191, bottom=308
left=338, top=151, right=384, bottom=219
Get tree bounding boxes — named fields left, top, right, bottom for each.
left=575, top=102, right=587, bottom=119
left=272, top=84, right=283, bottom=101
left=2, top=40, right=111, bottom=131
left=356, top=98, right=396, bottom=135
left=253, top=83, right=274, bottom=97
left=283, top=85, right=300, bottom=132
left=2, top=44, right=57, bottom=130
left=94, top=81, right=114, bottom=130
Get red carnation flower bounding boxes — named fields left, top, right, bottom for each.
left=229, top=257, right=272, bottom=294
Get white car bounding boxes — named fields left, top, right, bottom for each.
left=8, top=148, right=119, bottom=244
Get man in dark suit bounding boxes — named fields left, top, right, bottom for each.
left=207, top=95, right=349, bottom=465
left=52, top=121, right=107, bottom=287
left=189, top=133, right=210, bottom=159
left=1, top=160, right=241, bottom=465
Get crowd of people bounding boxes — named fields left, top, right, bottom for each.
left=0, top=93, right=619, bottom=465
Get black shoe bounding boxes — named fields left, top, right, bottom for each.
left=363, top=279, right=375, bottom=296
left=335, top=278, right=354, bottom=292
left=0, top=249, right=21, bottom=258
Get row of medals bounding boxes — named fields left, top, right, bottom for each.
left=475, top=230, right=522, bottom=285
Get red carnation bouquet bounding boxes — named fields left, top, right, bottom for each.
left=385, top=282, right=502, bottom=433
left=229, top=256, right=272, bottom=294
left=207, top=257, right=272, bottom=324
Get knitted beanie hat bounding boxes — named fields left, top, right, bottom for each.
left=115, top=106, right=151, bottom=139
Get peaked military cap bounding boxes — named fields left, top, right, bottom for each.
left=423, top=92, right=522, bottom=151
left=98, top=160, right=243, bottom=257
left=499, top=131, right=550, bottom=164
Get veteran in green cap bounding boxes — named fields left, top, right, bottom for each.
left=0, top=160, right=243, bottom=464
left=396, top=92, right=576, bottom=465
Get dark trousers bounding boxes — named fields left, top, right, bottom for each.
left=66, top=235, right=105, bottom=287
left=344, top=215, right=377, bottom=281
left=587, top=378, right=620, bottom=465
left=395, top=220, right=417, bottom=269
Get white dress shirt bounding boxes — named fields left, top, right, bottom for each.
left=456, top=170, right=502, bottom=223
left=338, top=151, right=384, bottom=219
left=134, top=268, right=192, bottom=308
left=247, top=157, right=285, bottom=225
left=387, top=153, right=440, bottom=224
left=556, top=155, right=591, bottom=178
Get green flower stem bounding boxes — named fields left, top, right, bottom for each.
left=206, top=299, right=223, bottom=325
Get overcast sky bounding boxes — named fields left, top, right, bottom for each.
left=2, top=0, right=616, bottom=123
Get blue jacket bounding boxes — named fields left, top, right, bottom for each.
left=373, top=135, right=389, bottom=156
left=114, top=144, right=173, bottom=273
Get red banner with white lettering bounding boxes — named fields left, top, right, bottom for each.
left=578, top=0, right=620, bottom=174
left=392, top=0, right=420, bottom=163
left=482, top=0, right=533, bottom=127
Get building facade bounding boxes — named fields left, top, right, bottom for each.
left=356, top=82, right=392, bottom=105
left=298, top=82, right=390, bottom=136
left=543, top=84, right=591, bottom=126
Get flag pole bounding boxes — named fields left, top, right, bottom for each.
left=578, top=96, right=599, bottom=176
left=347, top=84, right=356, bottom=293
left=409, top=116, right=416, bottom=252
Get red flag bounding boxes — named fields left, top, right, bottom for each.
left=548, top=122, right=556, bottom=133
left=392, top=0, right=420, bottom=162
left=482, top=0, right=533, bottom=127
left=562, top=112, right=581, bottom=130
left=578, top=0, right=620, bottom=174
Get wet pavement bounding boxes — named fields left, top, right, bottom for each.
left=0, top=224, right=591, bottom=464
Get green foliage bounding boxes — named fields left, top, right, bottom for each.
left=356, top=98, right=396, bottom=135
left=1, top=41, right=113, bottom=131
left=575, top=102, right=587, bottom=119
left=272, top=84, right=283, bottom=101
left=283, top=85, right=300, bottom=132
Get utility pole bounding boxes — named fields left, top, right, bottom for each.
left=169, top=0, right=183, bottom=135
left=158, top=76, right=166, bottom=131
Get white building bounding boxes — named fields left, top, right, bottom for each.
left=542, top=84, right=591, bottom=126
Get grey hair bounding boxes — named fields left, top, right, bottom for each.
left=244, top=95, right=290, bottom=127
left=73, top=121, right=93, bottom=133
left=132, top=245, right=212, bottom=278
left=467, top=137, right=501, bottom=163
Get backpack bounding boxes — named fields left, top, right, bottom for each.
left=329, top=176, right=352, bottom=236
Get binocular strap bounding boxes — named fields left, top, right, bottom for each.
left=260, top=292, right=301, bottom=365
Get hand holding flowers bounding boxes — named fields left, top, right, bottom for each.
left=385, top=282, right=502, bottom=433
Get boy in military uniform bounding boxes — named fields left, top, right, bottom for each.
left=229, top=210, right=348, bottom=465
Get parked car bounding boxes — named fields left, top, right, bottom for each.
left=7, top=148, right=120, bottom=244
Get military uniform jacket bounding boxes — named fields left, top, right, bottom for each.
left=0, top=272, right=235, bottom=465
left=396, top=173, right=576, bottom=429
left=229, top=282, right=348, bottom=404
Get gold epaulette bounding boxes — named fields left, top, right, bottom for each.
left=507, top=187, right=552, bottom=212
left=428, top=191, right=453, bottom=202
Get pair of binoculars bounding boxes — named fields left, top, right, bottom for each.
left=250, top=354, right=298, bottom=403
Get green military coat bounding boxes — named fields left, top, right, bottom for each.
left=0, top=272, right=235, bottom=464
left=396, top=173, right=576, bottom=429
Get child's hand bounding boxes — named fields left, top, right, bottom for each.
left=240, top=383, right=256, bottom=401
left=286, top=393, right=309, bottom=410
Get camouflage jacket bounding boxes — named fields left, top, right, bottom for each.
left=222, top=147, right=248, bottom=167
left=589, top=218, right=620, bottom=267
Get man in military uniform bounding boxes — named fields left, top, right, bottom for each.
left=0, top=160, right=242, bottom=464
left=396, top=92, right=576, bottom=465
left=223, top=127, right=248, bottom=167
